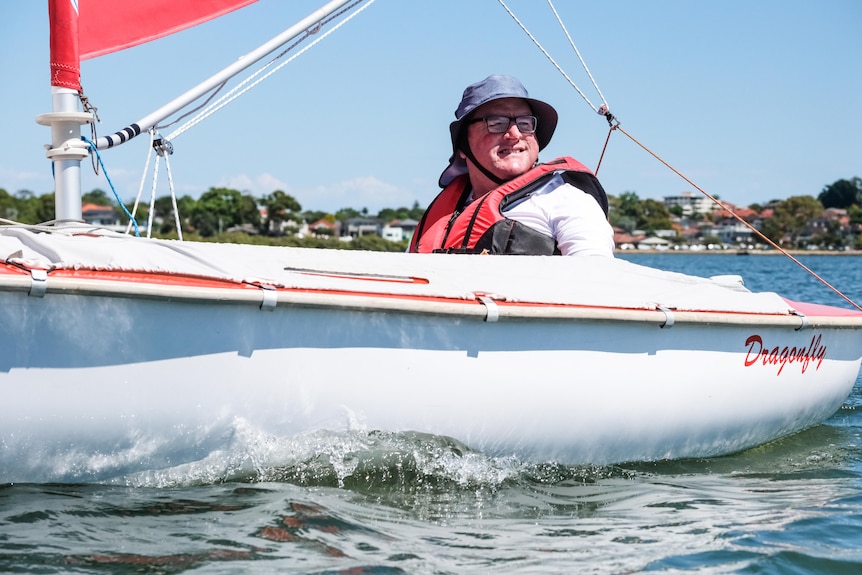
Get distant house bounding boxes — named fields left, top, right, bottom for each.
left=344, top=217, right=382, bottom=238
left=309, top=218, right=339, bottom=237
left=706, top=219, right=755, bottom=245
left=663, top=192, right=715, bottom=217
left=613, top=227, right=645, bottom=249
left=82, top=203, right=124, bottom=231
left=381, top=218, right=419, bottom=242
left=637, top=236, right=672, bottom=250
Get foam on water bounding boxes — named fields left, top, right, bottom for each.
left=58, top=378, right=851, bottom=495
left=2, top=384, right=860, bottom=574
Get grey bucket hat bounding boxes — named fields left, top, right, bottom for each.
left=438, top=74, right=558, bottom=187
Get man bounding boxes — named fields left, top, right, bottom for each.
left=409, top=75, right=615, bottom=256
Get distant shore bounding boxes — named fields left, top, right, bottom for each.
left=615, top=249, right=862, bottom=256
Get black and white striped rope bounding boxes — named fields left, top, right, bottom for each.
left=98, top=123, right=142, bottom=149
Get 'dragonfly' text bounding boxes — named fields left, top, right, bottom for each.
left=743, top=334, right=826, bottom=375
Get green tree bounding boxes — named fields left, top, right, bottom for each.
left=608, top=191, right=643, bottom=232
left=302, top=210, right=330, bottom=224
left=82, top=188, right=113, bottom=206
left=260, top=190, right=302, bottom=235
left=151, top=195, right=174, bottom=226
left=335, top=207, right=363, bottom=221
left=817, top=220, right=845, bottom=249
left=147, top=194, right=196, bottom=235
left=10, top=190, right=39, bottom=223
left=0, top=188, right=17, bottom=220
left=189, top=187, right=260, bottom=237
left=607, top=192, right=673, bottom=233
left=818, top=177, right=862, bottom=209
left=766, top=195, right=823, bottom=247
left=377, top=202, right=426, bottom=222
left=757, top=217, right=780, bottom=246
left=408, top=201, right=425, bottom=220
left=19, top=192, right=56, bottom=223
left=640, top=198, right=674, bottom=232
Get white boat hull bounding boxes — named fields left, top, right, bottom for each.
left=1, top=229, right=860, bottom=483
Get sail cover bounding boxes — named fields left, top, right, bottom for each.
left=78, top=0, right=258, bottom=60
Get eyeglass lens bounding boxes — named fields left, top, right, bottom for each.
left=484, top=115, right=537, bottom=134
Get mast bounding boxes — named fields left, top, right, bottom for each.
left=37, top=0, right=92, bottom=223
left=36, top=0, right=358, bottom=223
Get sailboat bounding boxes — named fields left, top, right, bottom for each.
left=1, top=0, right=861, bottom=484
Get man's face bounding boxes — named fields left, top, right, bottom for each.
left=462, top=97, right=539, bottom=186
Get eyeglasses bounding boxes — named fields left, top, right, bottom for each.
left=468, top=115, right=537, bottom=134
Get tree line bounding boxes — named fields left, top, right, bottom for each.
left=2, top=176, right=860, bottom=250
left=608, top=177, right=862, bottom=249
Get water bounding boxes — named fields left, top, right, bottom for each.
left=2, top=254, right=861, bottom=574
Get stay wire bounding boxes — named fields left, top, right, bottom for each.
left=497, top=0, right=610, bottom=120
left=499, top=0, right=860, bottom=311
left=166, top=0, right=374, bottom=141
left=127, top=129, right=154, bottom=237
left=132, top=1, right=374, bottom=240
left=613, top=124, right=862, bottom=312
left=544, top=0, right=612, bottom=119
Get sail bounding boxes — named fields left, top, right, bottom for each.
left=78, top=0, right=258, bottom=60
left=49, top=0, right=82, bottom=90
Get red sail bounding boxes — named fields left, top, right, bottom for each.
left=49, top=0, right=82, bottom=90
left=78, top=0, right=258, bottom=60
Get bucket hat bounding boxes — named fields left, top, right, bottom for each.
left=438, top=75, right=558, bottom=187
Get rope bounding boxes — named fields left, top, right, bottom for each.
left=156, top=81, right=228, bottom=132
left=147, top=155, right=160, bottom=239
left=497, top=0, right=612, bottom=122
left=595, top=125, right=615, bottom=176
left=127, top=130, right=155, bottom=236
left=81, top=136, right=140, bottom=237
left=499, top=0, right=861, bottom=312
left=166, top=0, right=375, bottom=141
left=612, top=125, right=862, bottom=312
left=545, top=0, right=611, bottom=114
left=80, top=90, right=101, bottom=174
left=118, top=1, right=373, bottom=242
left=163, top=153, right=183, bottom=241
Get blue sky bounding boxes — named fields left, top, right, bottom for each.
left=1, top=0, right=860, bottom=214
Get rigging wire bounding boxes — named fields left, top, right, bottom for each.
left=126, top=130, right=155, bottom=237
left=119, top=0, right=372, bottom=242
left=156, top=81, right=228, bottom=132
left=614, top=124, right=862, bottom=312
left=163, top=151, right=183, bottom=241
left=544, top=0, right=613, bottom=123
left=148, top=154, right=161, bottom=239
left=497, top=0, right=614, bottom=125
left=498, top=0, right=861, bottom=311
left=165, top=0, right=374, bottom=141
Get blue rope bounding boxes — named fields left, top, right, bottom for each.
left=81, top=135, right=140, bottom=237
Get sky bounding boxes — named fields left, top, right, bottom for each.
left=1, top=0, right=860, bottom=215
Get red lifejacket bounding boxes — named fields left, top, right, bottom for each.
left=409, top=157, right=608, bottom=255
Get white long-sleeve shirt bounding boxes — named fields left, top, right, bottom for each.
left=501, top=173, right=616, bottom=256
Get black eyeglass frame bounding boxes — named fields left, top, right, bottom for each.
left=467, top=115, right=538, bottom=134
